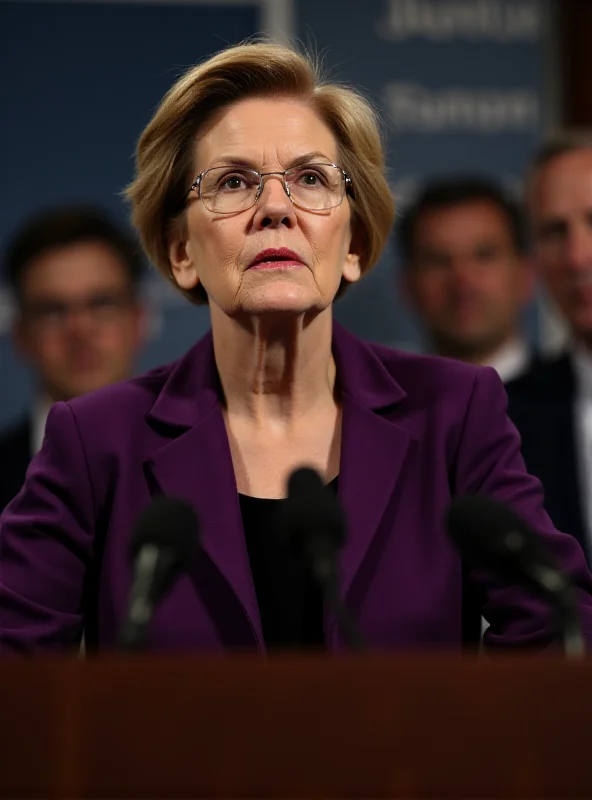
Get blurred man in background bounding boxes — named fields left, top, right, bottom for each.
left=0, top=205, right=146, bottom=511
left=399, top=177, right=534, bottom=382
left=506, top=138, right=592, bottom=561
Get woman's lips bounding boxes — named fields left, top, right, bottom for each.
left=248, top=247, right=305, bottom=269
left=249, top=260, right=305, bottom=270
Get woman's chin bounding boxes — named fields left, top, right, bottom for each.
left=239, top=284, right=327, bottom=315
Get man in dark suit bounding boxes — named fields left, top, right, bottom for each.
left=0, top=206, right=146, bottom=512
left=399, top=176, right=535, bottom=383
left=505, top=137, right=592, bottom=562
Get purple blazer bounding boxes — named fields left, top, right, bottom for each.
left=1, top=322, right=592, bottom=653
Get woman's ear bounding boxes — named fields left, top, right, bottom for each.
left=342, top=251, right=362, bottom=283
left=342, top=219, right=364, bottom=283
left=167, top=222, right=200, bottom=291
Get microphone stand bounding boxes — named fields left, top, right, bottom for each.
left=556, top=587, right=586, bottom=659
left=306, top=536, right=365, bottom=653
left=526, top=562, right=585, bottom=659
left=324, top=573, right=366, bottom=652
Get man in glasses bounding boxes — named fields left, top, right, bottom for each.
left=0, top=205, right=146, bottom=512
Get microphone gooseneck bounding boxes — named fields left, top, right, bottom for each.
left=282, top=467, right=365, bottom=652
left=118, top=496, right=200, bottom=652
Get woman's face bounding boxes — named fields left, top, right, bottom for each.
left=169, top=97, right=361, bottom=318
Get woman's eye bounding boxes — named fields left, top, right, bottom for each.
left=221, top=175, right=246, bottom=191
left=300, top=172, right=320, bottom=186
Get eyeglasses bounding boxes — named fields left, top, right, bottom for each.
left=187, top=163, right=352, bottom=214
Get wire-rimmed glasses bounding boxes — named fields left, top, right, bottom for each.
left=187, top=163, right=352, bottom=214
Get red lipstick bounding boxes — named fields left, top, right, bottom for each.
left=249, top=248, right=305, bottom=269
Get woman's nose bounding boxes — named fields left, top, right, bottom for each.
left=252, top=174, right=297, bottom=229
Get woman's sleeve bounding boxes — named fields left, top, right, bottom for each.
left=453, top=366, right=592, bottom=650
left=0, top=402, right=95, bottom=653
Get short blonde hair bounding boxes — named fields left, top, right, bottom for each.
left=125, top=41, right=395, bottom=304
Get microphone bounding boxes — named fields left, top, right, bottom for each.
left=445, top=494, right=585, bottom=657
left=118, top=496, right=200, bottom=652
left=281, top=467, right=365, bottom=651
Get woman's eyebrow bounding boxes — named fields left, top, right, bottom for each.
left=288, top=152, right=333, bottom=166
left=206, top=151, right=334, bottom=170
left=206, top=155, right=259, bottom=169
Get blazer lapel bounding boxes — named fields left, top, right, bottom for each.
left=338, top=397, right=412, bottom=598
left=331, top=324, right=411, bottom=635
left=144, top=334, right=263, bottom=647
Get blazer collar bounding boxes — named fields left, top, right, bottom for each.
left=147, top=321, right=407, bottom=429
left=332, top=321, right=407, bottom=409
left=147, top=330, right=219, bottom=430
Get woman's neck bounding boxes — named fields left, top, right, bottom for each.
left=211, top=307, right=337, bottom=427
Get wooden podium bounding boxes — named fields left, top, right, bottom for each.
left=0, top=655, right=591, bottom=798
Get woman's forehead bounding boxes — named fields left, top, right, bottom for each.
left=195, top=97, right=338, bottom=170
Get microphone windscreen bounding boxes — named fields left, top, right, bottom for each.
left=445, top=493, right=552, bottom=570
left=284, top=467, right=346, bottom=547
left=130, top=496, right=199, bottom=568
left=287, top=466, right=325, bottom=497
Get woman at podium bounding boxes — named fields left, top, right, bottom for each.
left=1, top=41, right=591, bottom=654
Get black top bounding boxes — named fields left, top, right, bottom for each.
left=239, top=477, right=338, bottom=650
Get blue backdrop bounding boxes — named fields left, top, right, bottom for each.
left=0, top=0, right=549, bottom=427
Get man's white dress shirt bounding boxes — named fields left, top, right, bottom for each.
left=572, top=345, right=592, bottom=553
left=487, top=338, right=530, bottom=384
